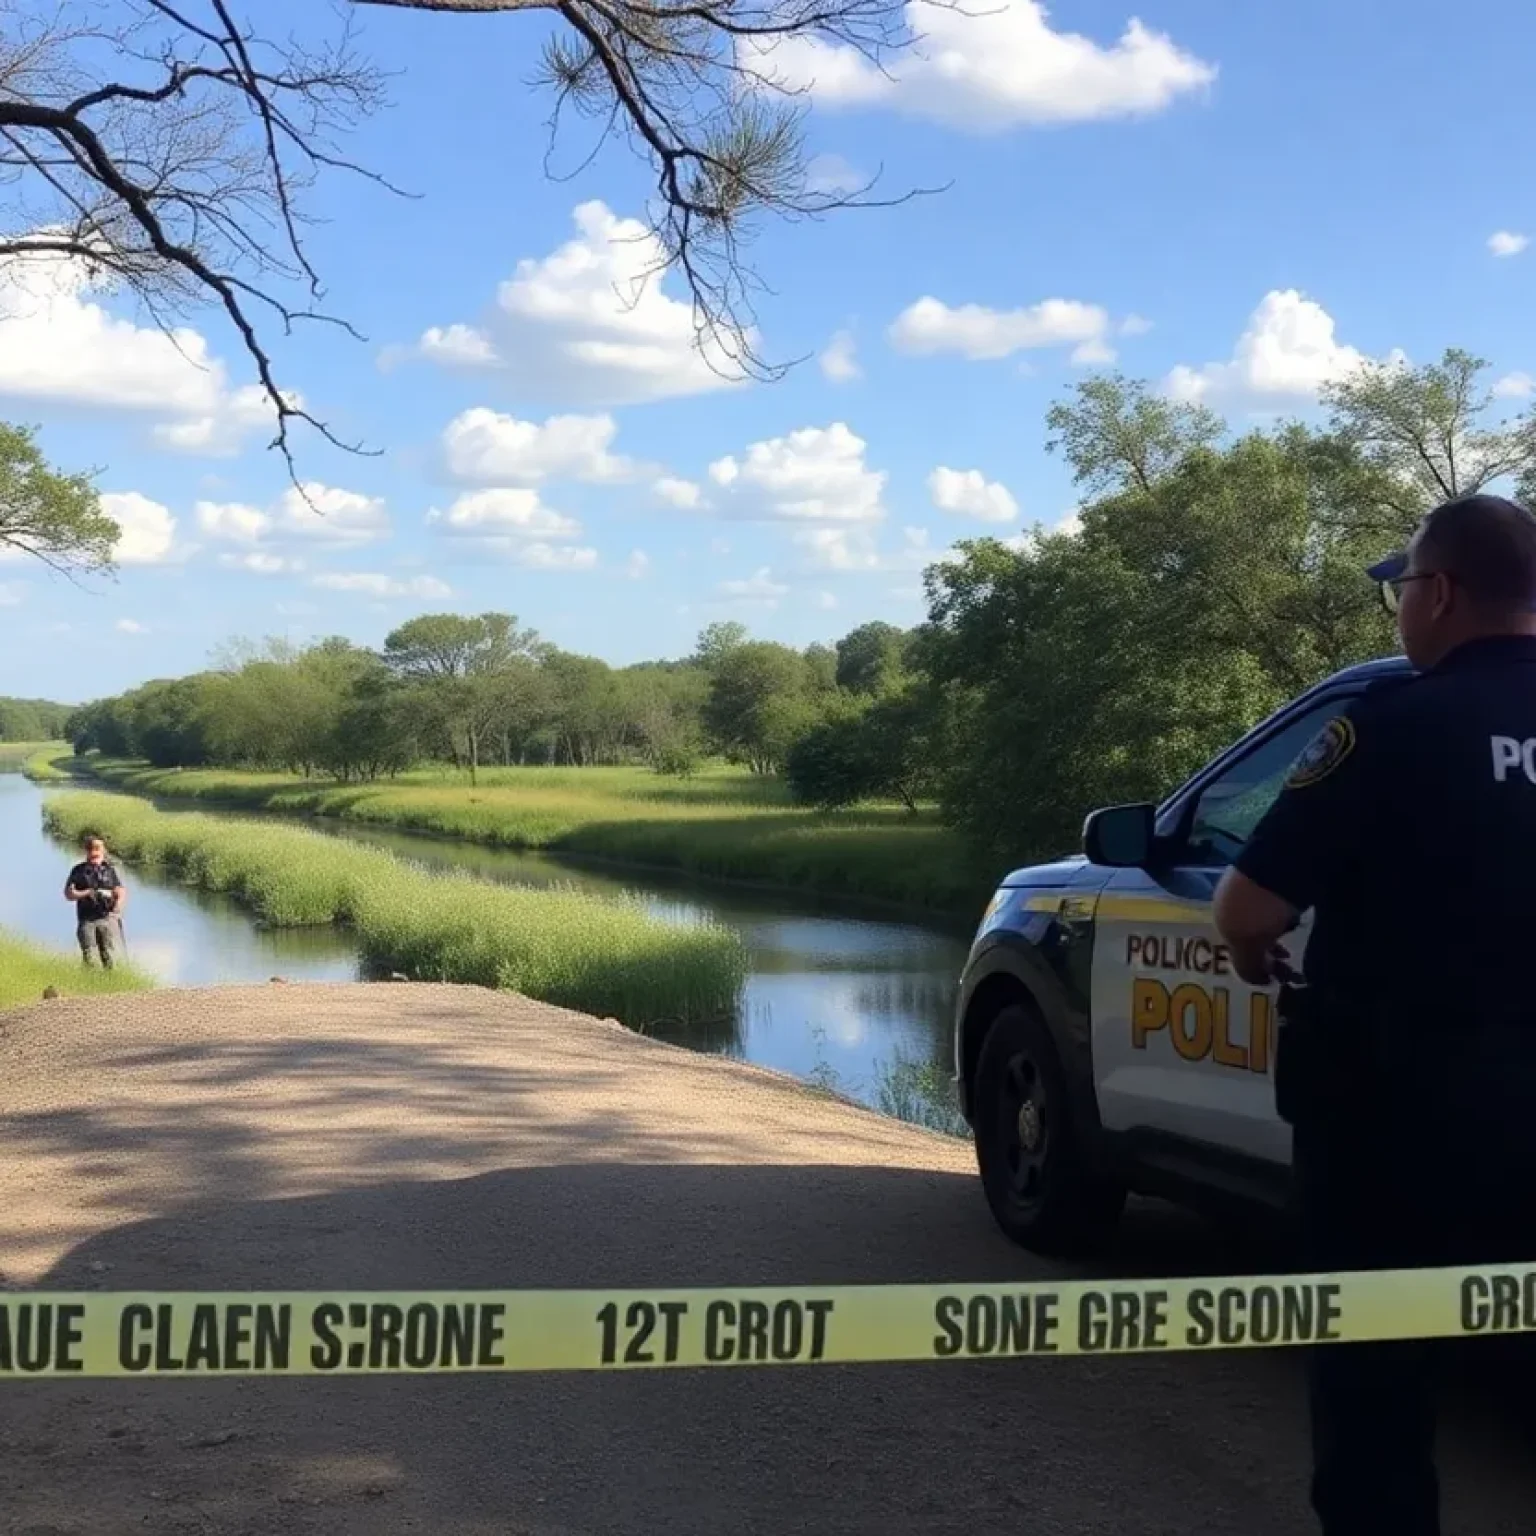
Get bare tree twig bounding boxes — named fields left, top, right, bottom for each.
left=1, top=0, right=934, bottom=491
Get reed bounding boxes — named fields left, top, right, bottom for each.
left=41, top=791, right=748, bottom=1025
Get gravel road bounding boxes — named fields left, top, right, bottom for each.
left=0, top=982, right=1531, bottom=1534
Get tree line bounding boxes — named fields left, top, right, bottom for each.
left=62, top=613, right=923, bottom=789
left=0, top=695, right=72, bottom=742
left=54, top=350, right=1536, bottom=867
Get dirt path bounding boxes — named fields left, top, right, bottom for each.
left=0, top=982, right=1531, bottom=1534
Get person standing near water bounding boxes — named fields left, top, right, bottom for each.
left=64, top=835, right=126, bottom=968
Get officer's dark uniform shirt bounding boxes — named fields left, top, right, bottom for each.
left=67, top=860, right=121, bottom=922
left=1235, top=634, right=1536, bottom=1054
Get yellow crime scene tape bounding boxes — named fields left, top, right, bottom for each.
left=3, top=1262, right=1535, bottom=1377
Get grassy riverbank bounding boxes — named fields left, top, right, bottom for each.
left=0, top=926, right=151, bottom=1010
left=80, top=759, right=993, bottom=916
left=1, top=741, right=70, bottom=777
left=43, top=791, right=747, bottom=1024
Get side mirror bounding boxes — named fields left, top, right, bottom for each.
left=1083, top=802, right=1157, bottom=868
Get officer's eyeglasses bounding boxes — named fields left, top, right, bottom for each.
left=1379, top=572, right=1435, bottom=615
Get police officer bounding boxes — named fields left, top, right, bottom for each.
left=1212, top=492, right=1536, bottom=1535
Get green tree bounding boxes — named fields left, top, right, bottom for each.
left=1322, top=347, right=1536, bottom=521
left=692, top=621, right=750, bottom=670
left=121, top=677, right=219, bottom=767
left=923, top=398, right=1405, bottom=863
left=785, top=686, right=939, bottom=812
left=1045, top=373, right=1224, bottom=497
left=382, top=613, right=541, bottom=784
left=703, top=641, right=818, bottom=773
left=0, top=695, right=71, bottom=740
left=804, top=642, right=839, bottom=694
left=619, top=663, right=709, bottom=772
left=834, top=620, right=911, bottom=694
left=541, top=652, right=625, bottom=765
left=0, top=423, right=118, bottom=574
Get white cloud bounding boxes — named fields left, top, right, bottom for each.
left=1164, top=290, right=1370, bottom=404
left=516, top=543, right=599, bottom=571
left=197, top=484, right=389, bottom=549
left=1494, top=371, right=1534, bottom=400
left=1071, top=337, right=1118, bottom=366
left=625, top=549, right=650, bottom=579
left=654, top=476, right=704, bottom=510
left=743, top=0, right=1215, bottom=132
left=817, top=590, right=839, bottom=610
left=277, top=484, right=389, bottom=545
left=441, top=406, right=636, bottom=484
left=890, top=295, right=1110, bottom=361
left=0, top=245, right=289, bottom=454
left=197, top=500, right=271, bottom=544
left=793, top=525, right=934, bottom=573
left=101, top=491, right=178, bottom=565
left=820, top=329, right=861, bottom=382
left=805, top=154, right=868, bottom=194
left=311, top=572, right=452, bottom=599
left=151, top=384, right=299, bottom=457
left=218, top=552, right=305, bottom=576
left=708, top=423, right=885, bottom=523
left=115, top=618, right=147, bottom=634
left=1120, top=314, right=1154, bottom=336
left=426, top=488, right=581, bottom=540
left=717, top=566, right=789, bottom=606
left=416, top=324, right=498, bottom=367
left=394, top=201, right=752, bottom=407
left=0, top=247, right=221, bottom=413
left=1490, top=231, right=1529, bottom=258
left=929, top=466, right=1020, bottom=523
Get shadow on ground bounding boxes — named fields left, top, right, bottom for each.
left=0, top=1161, right=1531, bottom=1536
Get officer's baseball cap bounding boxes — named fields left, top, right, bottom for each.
left=1367, top=494, right=1536, bottom=607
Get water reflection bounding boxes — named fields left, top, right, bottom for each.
left=295, top=815, right=969, bottom=1110
left=3, top=774, right=973, bottom=1129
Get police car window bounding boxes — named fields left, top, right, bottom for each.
left=1183, top=700, right=1354, bottom=865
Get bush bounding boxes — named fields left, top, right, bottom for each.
left=785, top=712, right=878, bottom=810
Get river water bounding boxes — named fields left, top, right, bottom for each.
left=0, top=774, right=972, bottom=1130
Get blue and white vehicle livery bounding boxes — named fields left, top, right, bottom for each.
left=953, top=655, right=1410, bottom=1252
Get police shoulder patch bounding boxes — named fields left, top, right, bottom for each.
left=1285, top=715, right=1356, bottom=789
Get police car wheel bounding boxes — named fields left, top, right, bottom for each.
left=974, top=1003, right=1125, bottom=1254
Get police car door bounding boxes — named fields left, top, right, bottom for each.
left=1090, top=695, right=1361, bottom=1169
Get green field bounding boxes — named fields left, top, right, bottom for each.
left=43, top=791, right=749, bottom=1025
left=80, top=760, right=995, bottom=916
left=0, top=925, right=151, bottom=1011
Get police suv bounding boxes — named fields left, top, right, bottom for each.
left=953, top=654, right=1410, bottom=1253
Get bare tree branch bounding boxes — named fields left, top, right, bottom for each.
left=0, top=0, right=936, bottom=491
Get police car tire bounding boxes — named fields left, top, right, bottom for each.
left=973, top=1003, right=1126, bottom=1254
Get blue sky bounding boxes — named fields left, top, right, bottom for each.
left=4, top=0, right=1536, bottom=703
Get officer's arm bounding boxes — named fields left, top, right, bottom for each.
left=1213, top=873, right=1297, bottom=986
left=1214, top=704, right=1379, bottom=985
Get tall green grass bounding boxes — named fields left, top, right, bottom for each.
left=0, top=926, right=151, bottom=1011
left=21, top=746, right=77, bottom=781
left=0, top=740, right=69, bottom=776
left=43, top=791, right=748, bottom=1024
left=81, top=759, right=993, bottom=916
